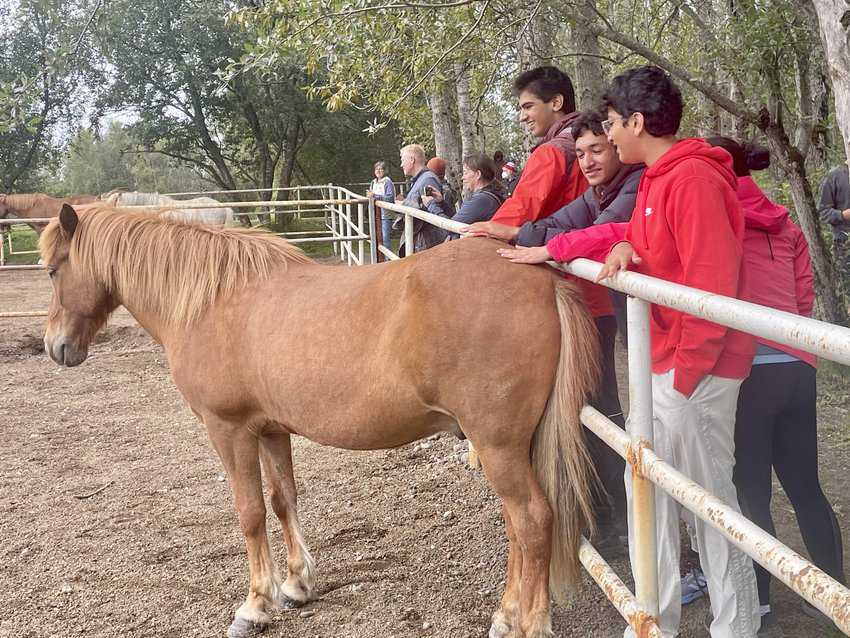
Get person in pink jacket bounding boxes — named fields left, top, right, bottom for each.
left=706, top=137, right=846, bottom=634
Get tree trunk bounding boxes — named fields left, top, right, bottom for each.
left=427, top=80, right=463, bottom=193
left=760, top=109, right=846, bottom=323
left=517, top=8, right=555, bottom=158
left=454, top=62, right=481, bottom=159
left=810, top=0, right=850, bottom=164
left=571, top=1, right=604, bottom=111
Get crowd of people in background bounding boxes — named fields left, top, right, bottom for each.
left=365, top=63, right=847, bottom=638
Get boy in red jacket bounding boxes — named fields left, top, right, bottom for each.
left=498, top=66, right=759, bottom=638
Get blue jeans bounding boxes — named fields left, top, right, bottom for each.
left=381, top=217, right=393, bottom=250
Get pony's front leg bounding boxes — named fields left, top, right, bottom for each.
left=206, top=421, right=282, bottom=638
left=259, top=431, right=317, bottom=607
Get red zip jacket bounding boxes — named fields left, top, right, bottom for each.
left=492, top=116, right=589, bottom=227
left=491, top=116, right=611, bottom=317
left=737, top=176, right=816, bottom=367
left=546, top=139, right=755, bottom=397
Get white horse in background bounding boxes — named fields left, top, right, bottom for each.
left=104, top=191, right=234, bottom=227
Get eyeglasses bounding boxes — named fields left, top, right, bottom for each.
left=601, top=116, right=628, bottom=134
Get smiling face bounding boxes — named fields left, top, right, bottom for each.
left=41, top=206, right=116, bottom=367
left=604, top=107, right=642, bottom=165
left=575, top=131, right=621, bottom=186
left=517, top=89, right=563, bottom=138
left=374, top=165, right=385, bottom=179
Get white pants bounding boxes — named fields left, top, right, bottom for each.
left=623, top=371, right=760, bottom=638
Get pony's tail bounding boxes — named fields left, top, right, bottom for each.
left=531, top=278, right=602, bottom=602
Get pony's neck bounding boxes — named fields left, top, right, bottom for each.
left=118, top=300, right=169, bottom=347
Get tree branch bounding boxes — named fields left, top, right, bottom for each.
left=389, top=0, right=491, bottom=110
left=589, top=24, right=759, bottom=123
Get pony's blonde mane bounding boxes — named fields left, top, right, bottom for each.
left=40, top=205, right=313, bottom=327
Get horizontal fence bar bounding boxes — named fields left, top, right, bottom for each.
left=0, top=264, right=44, bottom=270
left=285, top=234, right=368, bottom=244
left=0, top=310, right=48, bottom=318
left=119, top=198, right=367, bottom=210
left=376, top=200, right=468, bottom=235
left=579, top=538, right=663, bottom=638
left=559, top=258, right=850, bottom=366
left=160, top=186, right=327, bottom=197
left=580, top=406, right=850, bottom=635
left=0, top=218, right=53, bottom=225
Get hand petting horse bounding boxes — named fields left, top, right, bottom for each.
left=40, top=203, right=601, bottom=638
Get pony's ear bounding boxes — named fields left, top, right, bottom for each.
left=59, top=204, right=78, bottom=238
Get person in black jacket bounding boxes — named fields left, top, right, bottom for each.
left=817, top=163, right=850, bottom=304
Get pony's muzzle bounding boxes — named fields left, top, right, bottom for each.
left=45, top=335, right=88, bottom=367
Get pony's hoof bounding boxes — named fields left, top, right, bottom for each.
left=279, top=595, right=306, bottom=610
left=488, top=617, right=512, bottom=638
left=226, top=617, right=266, bottom=638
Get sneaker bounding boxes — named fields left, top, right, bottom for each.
left=681, top=567, right=708, bottom=605
left=757, top=611, right=785, bottom=638
left=800, top=600, right=836, bottom=628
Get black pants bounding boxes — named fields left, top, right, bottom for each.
left=588, top=316, right=627, bottom=527
left=733, top=361, right=846, bottom=605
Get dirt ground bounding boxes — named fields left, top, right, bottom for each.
left=1, top=269, right=848, bottom=638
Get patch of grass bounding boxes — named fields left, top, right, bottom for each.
left=1, top=226, right=40, bottom=265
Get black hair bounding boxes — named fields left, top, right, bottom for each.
left=513, top=66, right=576, bottom=114
left=493, top=150, right=505, bottom=164
left=570, top=112, right=605, bottom=140
left=600, top=65, right=683, bottom=136
left=706, top=136, right=771, bottom=177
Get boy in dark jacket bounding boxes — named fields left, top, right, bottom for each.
left=497, top=66, right=759, bottom=638
left=817, top=163, right=850, bottom=301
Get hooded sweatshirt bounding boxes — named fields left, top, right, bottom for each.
left=489, top=114, right=611, bottom=317
left=546, top=139, right=755, bottom=397
left=737, top=176, right=816, bottom=367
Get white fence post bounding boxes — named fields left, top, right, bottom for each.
left=627, top=296, right=660, bottom=621
left=404, top=213, right=414, bottom=258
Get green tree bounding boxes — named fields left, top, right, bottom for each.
left=0, top=0, right=99, bottom=192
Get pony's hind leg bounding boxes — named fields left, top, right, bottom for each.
left=259, top=431, right=317, bottom=607
left=206, top=420, right=282, bottom=638
left=478, top=445, right=555, bottom=638
left=490, top=505, right=523, bottom=638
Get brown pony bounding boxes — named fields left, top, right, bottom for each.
left=39, top=204, right=601, bottom=638
left=0, top=192, right=97, bottom=234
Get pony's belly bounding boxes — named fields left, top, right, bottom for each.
left=282, top=411, right=460, bottom=451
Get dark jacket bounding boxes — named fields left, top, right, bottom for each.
left=817, top=165, right=850, bottom=244
left=516, top=163, right=644, bottom=246
left=398, top=168, right=445, bottom=254
left=426, top=183, right=505, bottom=237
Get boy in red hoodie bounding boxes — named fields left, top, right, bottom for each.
left=498, top=66, right=759, bottom=638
